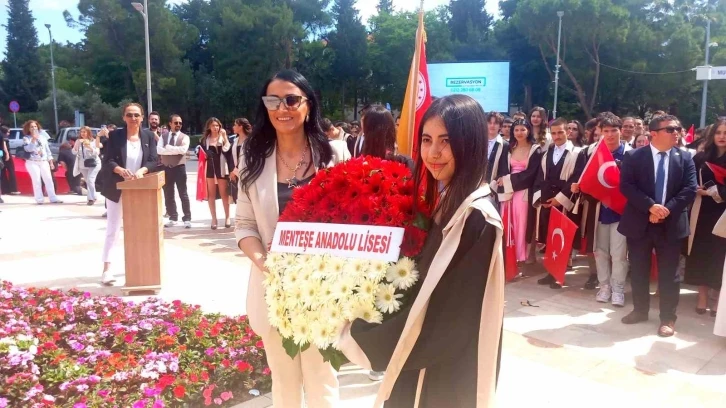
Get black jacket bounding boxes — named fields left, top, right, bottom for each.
left=617, top=146, right=697, bottom=241
left=100, top=129, right=158, bottom=203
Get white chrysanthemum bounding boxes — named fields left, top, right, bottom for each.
left=375, top=284, right=403, bottom=314
left=367, top=260, right=390, bottom=281
left=310, top=255, right=329, bottom=280
left=319, top=303, right=344, bottom=325
left=325, top=257, right=346, bottom=277
left=278, top=317, right=294, bottom=339
left=300, top=280, right=322, bottom=308
left=386, top=257, right=419, bottom=290
left=344, top=258, right=370, bottom=278
left=281, top=253, right=298, bottom=269
left=282, top=268, right=303, bottom=291
left=291, top=315, right=311, bottom=346
left=267, top=252, right=283, bottom=265
left=286, top=286, right=304, bottom=309
left=268, top=302, right=287, bottom=328
left=262, top=271, right=280, bottom=288
left=330, top=276, right=357, bottom=301
left=357, top=279, right=378, bottom=302
left=317, top=281, right=336, bottom=304
left=297, top=254, right=311, bottom=264
left=347, top=299, right=383, bottom=324
left=310, top=321, right=336, bottom=350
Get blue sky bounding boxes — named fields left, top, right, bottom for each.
left=1, top=0, right=502, bottom=55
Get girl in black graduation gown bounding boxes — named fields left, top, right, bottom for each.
left=351, top=95, right=502, bottom=407
left=685, top=120, right=726, bottom=315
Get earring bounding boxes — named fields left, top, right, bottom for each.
left=305, top=115, right=309, bottom=123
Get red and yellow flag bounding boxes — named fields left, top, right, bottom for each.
left=396, top=7, right=431, bottom=158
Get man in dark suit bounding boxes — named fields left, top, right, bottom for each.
left=617, top=114, right=697, bottom=337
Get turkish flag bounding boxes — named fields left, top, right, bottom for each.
left=196, top=148, right=208, bottom=202
left=502, top=202, right=519, bottom=281
left=579, top=142, right=627, bottom=215
left=684, top=125, right=695, bottom=144
left=706, top=162, right=726, bottom=185
left=411, top=40, right=432, bottom=159
left=543, top=207, right=578, bottom=285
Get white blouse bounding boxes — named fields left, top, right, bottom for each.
left=126, top=139, right=143, bottom=173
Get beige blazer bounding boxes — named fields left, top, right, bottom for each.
left=341, top=184, right=505, bottom=408
left=234, top=144, right=341, bottom=333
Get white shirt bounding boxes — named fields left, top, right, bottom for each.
left=649, top=144, right=670, bottom=205
left=126, top=139, right=143, bottom=174
left=552, top=142, right=568, bottom=166
left=355, top=135, right=365, bottom=156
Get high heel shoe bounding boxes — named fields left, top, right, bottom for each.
left=225, top=219, right=231, bottom=228
left=211, top=221, right=218, bottom=230
left=696, top=308, right=707, bottom=315
left=711, top=310, right=718, bottom=317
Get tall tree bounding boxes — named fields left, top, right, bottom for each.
left=1, top=0, right=48, bottom=112
left=447, top=0, right=495, bottom=60
left=327, top=0, right=368, bottom=116
left=377, top=0, right=394, bottom=14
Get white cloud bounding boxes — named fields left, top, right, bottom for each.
left=356, top=0, right=501, bottom=25
left=30, top=0, right=77, bottom=12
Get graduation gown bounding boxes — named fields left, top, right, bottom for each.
left=568, top=142, right=632, bottom=253
left=486, top=135, right=510, bottom=184
left=532, top=141, right=581, bottom=242
left=685, top=152, right=726, bottom=289
left=499, top=144, right=543, bottom=244
left=341, top=185, right=505, bottom=408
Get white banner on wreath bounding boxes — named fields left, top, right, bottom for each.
left=271, top=222, right=405, bottom=262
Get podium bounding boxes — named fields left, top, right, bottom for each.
left=116, top=172, right=166, bottom=295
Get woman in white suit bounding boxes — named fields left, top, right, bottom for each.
left=234, top=70, right=338, bottom=408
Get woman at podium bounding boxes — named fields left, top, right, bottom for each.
left=99, top=102, right=158, bottom=285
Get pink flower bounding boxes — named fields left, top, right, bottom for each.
left=73, top=404, right=87, bottom=408
left=133, top=400, right=147, bottom=408
left=153, top=400, right=165, bottom=408
left=221, top=391, right=233, bottom=401
left=204, top=397, right=212, bottom=406
left=214, top=398, right=223, bottom=405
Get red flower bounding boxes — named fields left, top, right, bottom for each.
left=236, top=361, right=252, bottom=372
left=158, top=374, right=175, bottom=389
left=221, top=359, right=230, bottom=368
left=123, top=333, right=135, bottom=343
left=173, top=385, right=186, bottom=398
left=255, top=340, right=264, bottom=348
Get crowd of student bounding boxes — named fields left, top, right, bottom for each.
left=483, top=107, right=726, bottom=338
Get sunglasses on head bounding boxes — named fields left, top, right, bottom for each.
left=262, top=95, right=308, bottom=111
left=655, top=126, right=682, bottom=134
left=125, top=113, right=142, bottom=118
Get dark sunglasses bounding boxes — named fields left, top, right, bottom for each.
left=172, top=121, right=182, bottom=125
left=655, top=126, right=683, bottom=134
left=125, top=113, right=142, bottom=118
left=262, top=95, right=308, bottom=111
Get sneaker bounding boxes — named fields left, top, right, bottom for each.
left=584, top=274, right=598, bottom=290
left=596, top=284, right=611, bottom=303
left=368, top=370, right=385, bottom=381
left=101, top=271, right=116, bottom=285
left=50, top=200, right=63, bottom=204
left=10, top=192, right=20, bottom=195
left=165, top=220, right=177, bottom=228
left=611, top=292, right=625, bottom=307
left=184, top=221, right=192, bottom=229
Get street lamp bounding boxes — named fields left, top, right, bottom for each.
left=45, top=24, right=59, bottom=135
left=132, top=1, right=152, bottom=115
left=552, top=11, right=564, bottom=120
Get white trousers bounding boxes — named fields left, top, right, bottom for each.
left=595, top=221, right=629, bottom=294
left=80, top=165, right=101, bottom=201
left=247, top=266, right=339, bottom=407
left=103, top=198, right=123, bottom=263
left=26, top=160, right=58, bottom=203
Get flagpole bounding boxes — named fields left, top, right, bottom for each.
left=405, top=0, right=425, bottom=156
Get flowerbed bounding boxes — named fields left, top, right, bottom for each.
left=0, top=281, right=271, bottom=408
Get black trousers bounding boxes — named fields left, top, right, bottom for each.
left=163, top=164, right=191, bottom=222
left=628, top=224, right=682, bottom=323
left=1, top=157, right=18, bottom=193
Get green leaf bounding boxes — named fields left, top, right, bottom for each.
left=319, top=348, right=349, bottom=371
left=413, top=212, right=431, bottom=231
left=282, top=337, right=301, bottom=359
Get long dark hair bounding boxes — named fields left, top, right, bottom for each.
left=529, top=106, right=548, bottom=145
left=240, top=70, right=332, bottom=191
left=234, top=118, right=252, bottom=136
left=361, top=105, right=396, bottom=159
left=414, top=95, right=488, bottom=227
left=568, top=120, right=586, bottom=147
left=509, top=119, right=535, bottom=149
left=703, top=118, right=726, bottom=161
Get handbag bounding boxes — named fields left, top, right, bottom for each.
left=82, top=144, right=96, bottom=168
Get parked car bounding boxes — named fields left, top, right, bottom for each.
left=48, top=127, right=101, bottom=158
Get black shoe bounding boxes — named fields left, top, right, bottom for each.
left=538, top=274, right=556, bottom=285
left=584, top=274, right=598, bottom=290
left=621, top=311, right=649, bottom=324
left=549, top=282, right=562, bottom=289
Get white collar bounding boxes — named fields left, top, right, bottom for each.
left=649, top=144, right=670, bottom=156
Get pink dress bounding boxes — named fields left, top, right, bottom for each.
left=503, top=158, right=529, bottom=261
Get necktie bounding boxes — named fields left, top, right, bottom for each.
left=655, top=151, right=667, bottom=205
left=169, top=133, right=176, bottom=146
